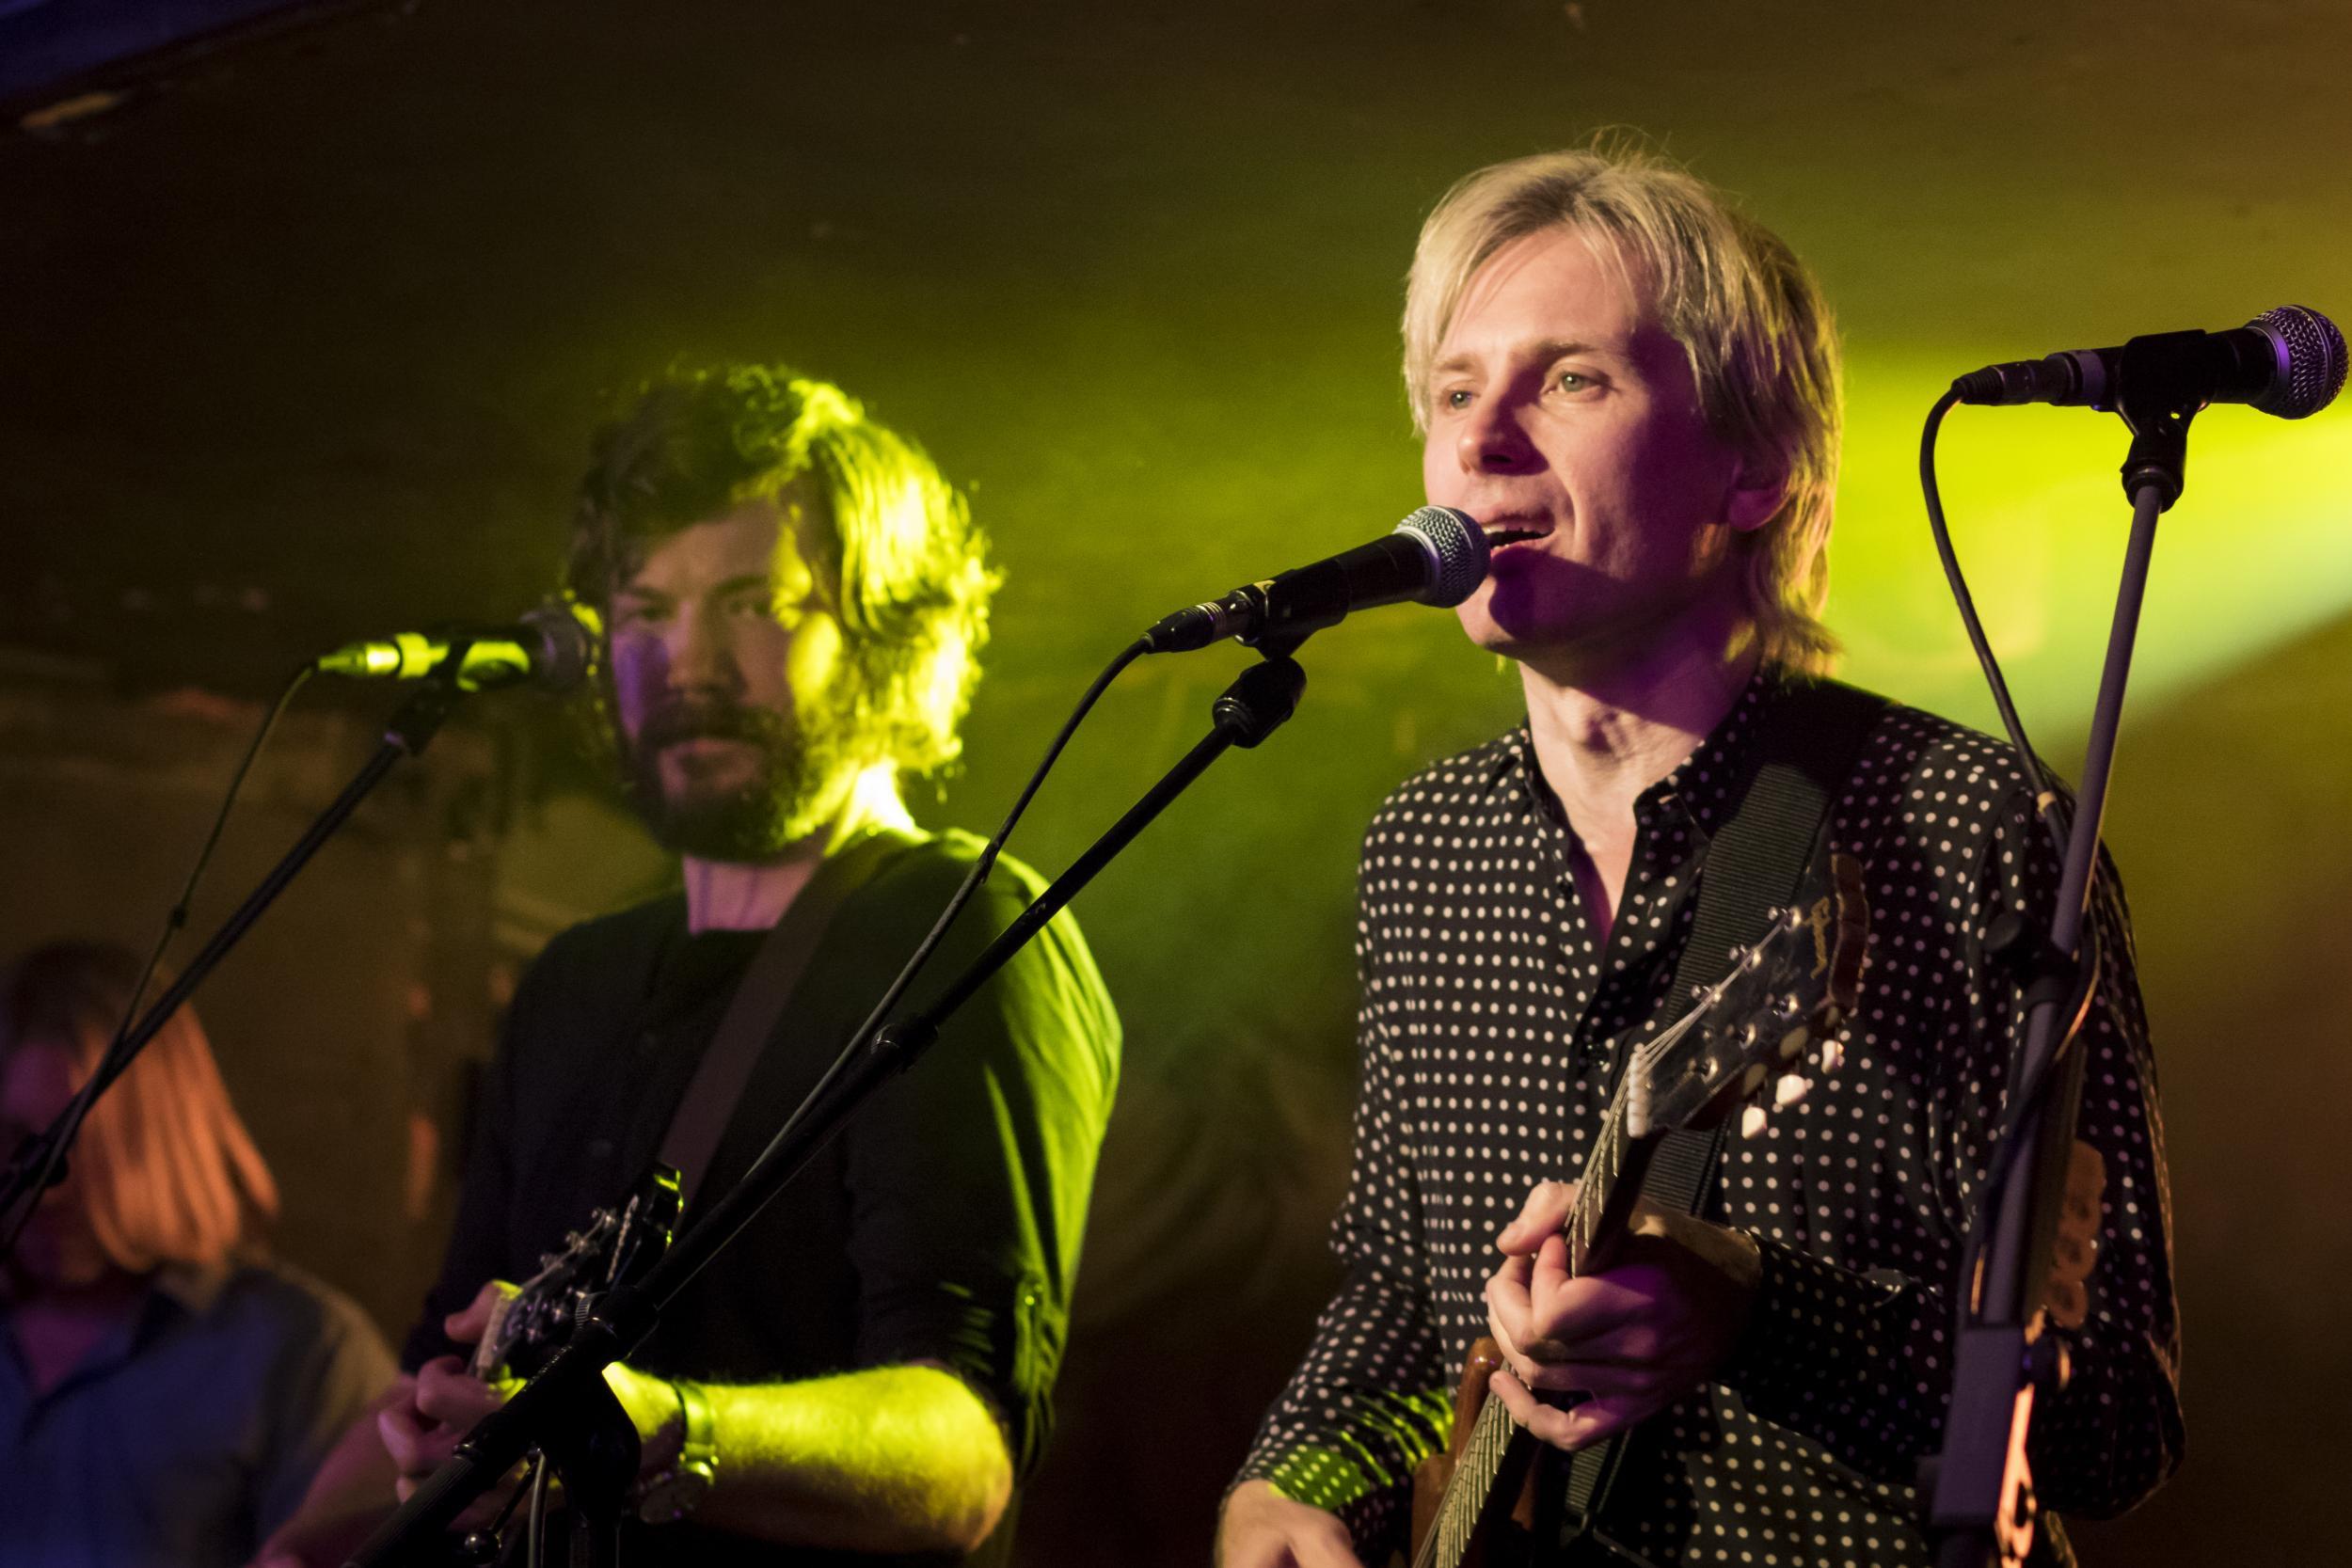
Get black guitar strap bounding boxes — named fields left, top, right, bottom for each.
left=1554, top=674, right=1891, bottom=1561
left=656, top=826, right=920, bottom=1210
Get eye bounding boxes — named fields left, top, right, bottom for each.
left=1553, top=370, right=1595, bottom=394
left=1442, top=388, right=1475, bottom=412
left=611, top=599, right=664, bottom=630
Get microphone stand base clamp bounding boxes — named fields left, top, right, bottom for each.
left=2111, top=341, right=2204, bottom=510
left=1213, top=653, right=1307, bottom=748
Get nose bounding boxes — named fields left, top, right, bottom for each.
left=1455, top=393, right=1541, bottom=475
left=668, top=603, right=743, bottom=697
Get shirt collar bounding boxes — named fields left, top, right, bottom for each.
left=149, top=1259, right=235, bottom=1317
left=1637, top=663, right=1782, bottom=834
left=1497, top=663, right=1784, bottom=844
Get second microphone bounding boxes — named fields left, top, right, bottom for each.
left=1141, top=505, right=1490, bottom=655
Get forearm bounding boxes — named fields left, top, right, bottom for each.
left=254, top=1400, right=402, bottom=1567
left=1720, top=1235, right=1949, bottom=1480
left=1231, top=1265, right=1449, bottom=1557
left=689, top=1363, right=1013, bottom=1554
left=1721, top=1236, right=2180, bottom=1512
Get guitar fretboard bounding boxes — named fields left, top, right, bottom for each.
left=1412, top=1098, right=1635, bottom=1568
left=1413, top=1394, right=1518, bottom=1568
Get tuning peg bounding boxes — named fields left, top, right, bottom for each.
left=1740, top=1103, right=1770, bottom=1139
left=1739, top=1062, right=1769, bottom=1097
left=1773, top=1072, right=1810, bottom=1107
left=1818, top=1038, right=1846, bottom=1073
left=1777, top=1025, right=1810, bottom=1061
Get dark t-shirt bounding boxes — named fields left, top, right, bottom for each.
left=405, top=831, right=1120, bottom=1567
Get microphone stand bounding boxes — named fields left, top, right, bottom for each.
left=346, top=646, right=1312, bottom=1568
left=0, top=647, right=483, bottom=1259
left=1927, top=368, right=2195, bottom=1568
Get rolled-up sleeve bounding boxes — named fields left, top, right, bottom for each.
left=844, top=868, right=1120, bottom=1478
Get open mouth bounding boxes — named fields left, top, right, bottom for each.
left=1483, top=520, right=1551, bottom=548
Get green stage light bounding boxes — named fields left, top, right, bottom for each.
left=1828, top=352, right=2352, bottom=738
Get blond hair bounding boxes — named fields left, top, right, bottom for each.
left=1403, top=142, right=1843, bottom=673
left=1, top=942, right=278, bottom=1274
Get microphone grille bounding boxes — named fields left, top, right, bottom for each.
left=1395, top=505, right=1491, bottom=608
left=522, top=598, right=598, bottom=692
left=2251, top=305, right=2347, bottom=419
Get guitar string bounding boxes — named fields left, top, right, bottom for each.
left=1426, top=1013, right=1666, bottom=1566
left=1425, top=1054, right=1639, bottom=1565
left=1418, top=962, right=1751, bottom=1566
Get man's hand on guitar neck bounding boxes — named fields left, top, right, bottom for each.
left=1483, top=1180, right=1763, bottom=1453
left=1216, top=1481, right=1367, bottom=1568
left=380, top=1281, right=685, bottom=1528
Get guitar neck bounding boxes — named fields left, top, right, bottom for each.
left=1414, top=1107, right=1656, bottom=1568
left=1564, top=1106, right=1660, bottom=1277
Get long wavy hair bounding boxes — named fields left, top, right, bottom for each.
left=0, top=942, right=278, bottom=1274
left=565, top=364, right=1000, bottom=781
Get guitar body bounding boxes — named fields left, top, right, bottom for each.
left=1411, top=1339, right=1537, bottom=1567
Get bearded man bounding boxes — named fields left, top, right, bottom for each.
left=269, top=365, right=1119, bottom=1567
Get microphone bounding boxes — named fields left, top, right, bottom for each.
left=315, top=601, right=596, bottom=692
left=1953, top=306, right=2346, bottom=419
left=1142, top=505, right=1490, bottom=654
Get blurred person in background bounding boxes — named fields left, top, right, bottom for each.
left=0, top=940, right=395, bottom=1568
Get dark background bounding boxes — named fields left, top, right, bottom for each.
left=4, top=3, right=2348, bottom=1561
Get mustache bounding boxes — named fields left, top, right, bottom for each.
left=635, top=700, right=785, bottom=752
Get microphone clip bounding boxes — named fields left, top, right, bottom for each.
left=2110, top=334, right=2211, bottom=511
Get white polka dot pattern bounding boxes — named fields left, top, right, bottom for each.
left=1234, top=673, right=2183, bottom=1566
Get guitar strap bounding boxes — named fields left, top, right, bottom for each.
left=656, top=825, right=922, bottom=1211
left=1553, top=674, right=1891, bottom=1560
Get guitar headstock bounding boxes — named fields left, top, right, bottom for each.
left=474, top=1164, right=683, bottom=1380
left=1625, top=852, right=1867, bottom=1143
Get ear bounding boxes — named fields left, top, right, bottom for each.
left=1723, top=449, right=1788, bottom=535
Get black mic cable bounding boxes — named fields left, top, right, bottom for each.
left=0, top=661, right=314, bottom=1263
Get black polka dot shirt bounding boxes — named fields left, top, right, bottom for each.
left=1234, top=671, right=2182, bottom=1566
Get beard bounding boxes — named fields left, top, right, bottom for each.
left=622, top=695, right=861, bottom=862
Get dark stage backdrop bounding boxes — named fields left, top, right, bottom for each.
left=4, top=5, right=2349, bottom=1563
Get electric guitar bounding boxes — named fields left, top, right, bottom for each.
left=1406, top=854, right=1870, bottom=1568
left=435, top=1166, right=682, bottom=1563
left=470, top=1165, right=683, bottom=1383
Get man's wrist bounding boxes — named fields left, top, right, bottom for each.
left=641, top=1378, right=688, bottom=1478
left=632, top=1378, right=719, bottom=1525
left=603, top=1363, right=686, bottom=1474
